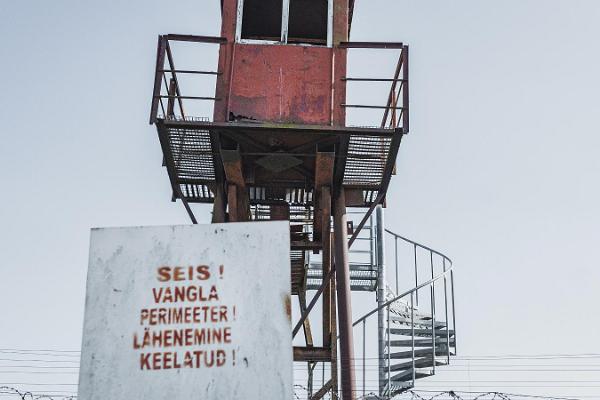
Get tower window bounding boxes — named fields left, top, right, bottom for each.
left=288, top=0, right=328, bottom=44
left=241, top=0, right=283, bottom=41
left=238, top=0, right=331, bottom=46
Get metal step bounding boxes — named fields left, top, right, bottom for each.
left=306, top=282, right=376, bottom=291
left=390, top=368, right=434, bottom=382
left=307, top=262, right=377, bottom=292
left=389, top=328, right=455, bottom=337
left=389, top=338, right=456, bottom=347
left=389, top=315, right=447, bottom=328
left=384, top=382, right=413, bottom=397
left=308, top=262, right=375, bottom=272
left=386, top=347, right=454, bottom=360
left=388, top=356, right=448, bottom=372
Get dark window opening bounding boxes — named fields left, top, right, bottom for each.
left=241, top=0, right=283, bottom=41
left=288, top=0, right=328, bottom=44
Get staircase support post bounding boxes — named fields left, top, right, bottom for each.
left=375, top=205, right=387, bottom=395
left=334, top=188, right=356, bottom=400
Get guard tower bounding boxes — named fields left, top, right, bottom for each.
left=149, top=1, right=410, bottom=399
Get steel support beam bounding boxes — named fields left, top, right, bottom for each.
left=211, top=184, right=226, bottom=223
left=314, top=151, right=335, bottom=242
left=312, top=379, right=334, bottom=400
left=334, top=188, right=356, bottom=400
left=293, top=347, right=331, bottom=362
left=221, top=148, right=249, bottom=221
left=330, top=276, right=338, bottom=398
left=321, top=187, right=333, bottom=348
left=298, top=291, right=314, bottom=347
left=375, top=206, right=387, bottom=395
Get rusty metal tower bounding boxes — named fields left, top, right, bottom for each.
left=148, top=1, right=417, bottom=399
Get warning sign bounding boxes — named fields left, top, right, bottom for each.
left=78, top=222, right=292, bottom=400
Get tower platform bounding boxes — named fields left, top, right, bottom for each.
left=156, top=117, right=401, bottom=209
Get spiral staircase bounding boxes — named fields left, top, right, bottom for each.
left=381, top=285, right=456, bottom=394
left=347, top=208, right=457, bottom=398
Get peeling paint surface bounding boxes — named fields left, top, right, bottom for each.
left=230, top=44, right=333, bottom=124
left=78, top=222, right=292, bottom=400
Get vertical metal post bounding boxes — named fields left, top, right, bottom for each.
left=308, top=362, right=314, bottom=398
left=430, top=251, right=436, bottom=374
left=402, top=45, right=409, bottom=133
left=369, top=215, right=374, bottom=269
left=362, top=320, right=366, bottom=398
left=211, top=184, right=227, bottom=223
left=167, top=78, right=177, bottom=118
left=451, top=268, right=457, bottom=356
left=394, top=237, right=399, bottom=294
left=386, top=306, right=391, bottom=394
left=150, top=36, right=166, bottom=124
left=322, top=188, right=333, bottom=349
left=333, top=189, right=356, bottom=400
left=375, top=206, right=387, bottom=396
left=331, top=274, right=338, bottom=399
left=281, top=0, right=290, bottom=43
left=413, top=244, right=419, bottom=306
left=411, top=292, right=415, bottom=387
left=443, top=258, right=450, bottom=364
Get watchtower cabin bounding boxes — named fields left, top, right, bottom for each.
left=149, top=1, right=410, bottom=399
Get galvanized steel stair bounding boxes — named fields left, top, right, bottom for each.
left=306, top=214, right=378, bottom=292
left=381, top=286, right=456, bottom=395
left=349, top=210, right=457, bottom=399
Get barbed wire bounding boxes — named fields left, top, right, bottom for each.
left=0, top=386, right=589, bottom=400
left=0, top=387, right=76, bottom=400
left=291, top=385, right=587, bottom=400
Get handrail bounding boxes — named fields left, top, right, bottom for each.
left=340, top=43, right=408, bottom=131
left=352, top=262, right=453, bottom=327
left=385, top=229, right=453, bottom=264
left=150, top=34, right=225, bottom=125
left=351, top=226, right=456, bottom=395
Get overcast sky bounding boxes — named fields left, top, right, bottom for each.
left=1, top=1, right=600, bottom=399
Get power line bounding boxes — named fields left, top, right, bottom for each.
left=0, top=367, right=79, bottom=370
left=0, top=350, right=79, bottom=353
left=408, top=390, right=585, bottom=400
left=0, top=360, right=79, bottom=364
left=0, top=352, right=79, bottom=358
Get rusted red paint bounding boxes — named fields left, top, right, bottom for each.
left=214, top=0, right=350, bottom=126
left=284, top=294, right=292, bottom=322
left=229, top=44, right=333, bottom=124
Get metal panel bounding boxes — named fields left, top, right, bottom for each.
left=79, top=222, right=292, bottom=400
left=229, top=44, right=333, bottom=124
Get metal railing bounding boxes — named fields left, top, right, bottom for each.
left=149, top=34, right=226, bottom=125
left=340, top=42, right=409, bottom=132
left=150, top=37, right=409, bottom=135
left=352, top=227, right=456, bottom=397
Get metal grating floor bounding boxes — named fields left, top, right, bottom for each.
left=306, top=262, right=377, bottom=292
left=157, top=118, right=398, bottom=207
left=343, top=135, right=392, bottom=187
left=167, top=127, right=216, bottom=182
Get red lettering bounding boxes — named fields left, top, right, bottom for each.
left=140, top=353, right=151, bottom=370
left=157, top=266, right=171, bottom=282
left=152, top=288, right=163, bottom=303
left=197, top=265, right=210, bottom=280
left=152, top=352, right=161, bottom=370
left=163, top=351, right=173, bottom=369
left=216, top=349, right=226, bottom=367
left=173, top=267, right=185, bottom=281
